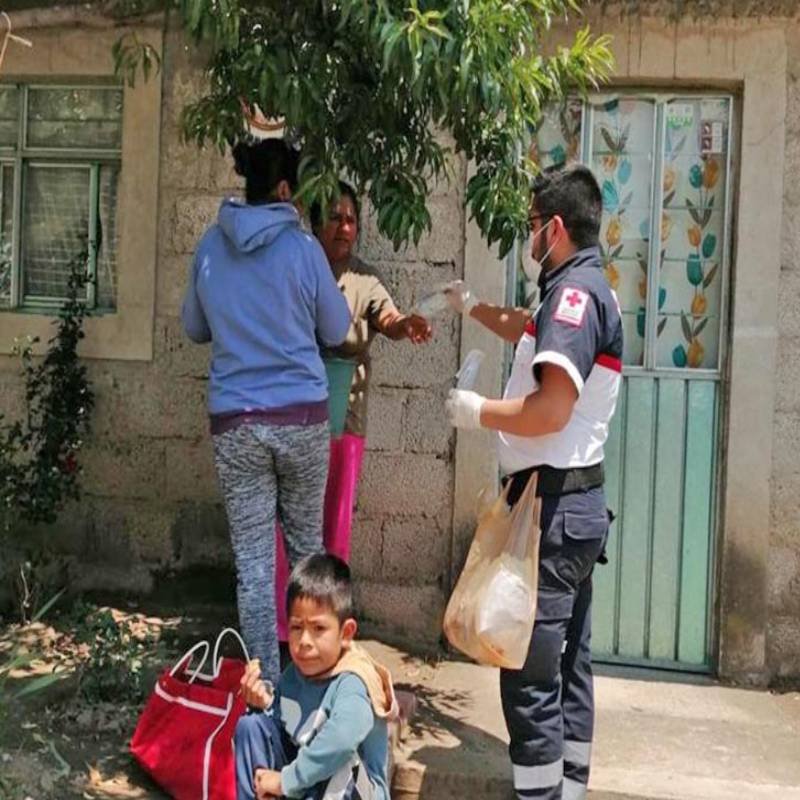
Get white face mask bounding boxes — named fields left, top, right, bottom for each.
left=523, top=218, right=557, bottom=281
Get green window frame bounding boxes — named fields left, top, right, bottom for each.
left=0, top=82, right=123, bottom=313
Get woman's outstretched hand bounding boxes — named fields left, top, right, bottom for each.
left=402, top=314, right=433, bottom=344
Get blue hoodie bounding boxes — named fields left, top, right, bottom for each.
left=181, top=200, right=351, bottom=415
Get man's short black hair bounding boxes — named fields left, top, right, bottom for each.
left=287, top=554, right=354, bottom=623
left=530, top=164, right=603, bottom=249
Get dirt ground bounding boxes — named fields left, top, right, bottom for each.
left=0, top=604, right=238, bottom=800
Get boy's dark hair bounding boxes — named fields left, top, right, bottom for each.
left=530, top=164, right=602, bottom=249
left=287, top=553, right=354, bottom=623
left=231, top=139, right=300, bottom=205
left=309, top=180, right=361, bottom=233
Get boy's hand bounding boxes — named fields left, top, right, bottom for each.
left=240, top=660, right=274, bottom=710
left=254, top=768, right=282, bottom=800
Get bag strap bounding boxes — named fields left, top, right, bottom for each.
left=169, top=641, right=211, bottom=684
left=212, top=628, right=251, bottom=677
left=507, top=472, right=541, bottom=560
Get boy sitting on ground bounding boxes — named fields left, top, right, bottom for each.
left=235, top=554, right=398, bottom=800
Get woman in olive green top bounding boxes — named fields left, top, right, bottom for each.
left=275, top=181, right=431, bottom=639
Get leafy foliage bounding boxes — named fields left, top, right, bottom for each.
left=112, top=32, right=162, bottom=88
left=118, top=0, right=612, bottom=255
left=0, top=254, right=94, bottom=528
left=73, top=603, right=160, bottom=704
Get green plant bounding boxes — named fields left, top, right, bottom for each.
left=0, top=253, right=94, bottom=529
left=0, top=592, right=68, bottom=728
left=116, top=0, right=612, bottom=255
left=75, top=606, right=159, bottom=704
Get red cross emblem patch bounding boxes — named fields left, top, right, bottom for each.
left=554, top=287, right=589, bottom=326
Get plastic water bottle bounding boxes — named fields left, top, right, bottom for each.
left=413, top=289, right=452, bottom=318
left=455, top=349, right=485, bottom=391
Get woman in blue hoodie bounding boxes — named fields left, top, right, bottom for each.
left=181, top=139, right=351, bottom=687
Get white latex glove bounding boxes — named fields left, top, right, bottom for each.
left=446, top=388, right=486, bottom=429
left=443, top=280, right=478, bottom=315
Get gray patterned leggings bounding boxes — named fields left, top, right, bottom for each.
left=212, top=422, right=329, bottom=685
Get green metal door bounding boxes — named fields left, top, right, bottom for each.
left=531, top=93, right=733, bottom=671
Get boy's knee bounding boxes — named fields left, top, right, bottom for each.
left=235, top=711, right=269, bottom=747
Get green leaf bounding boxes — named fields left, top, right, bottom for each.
left=702, top=262, right=719, bottom=289
left=600, top=126, right=617, bottom=152
left=32, top=588, right=66, bottom=623
left=13, top=672, right=63, bottom=700
left=657, top=317, right=668, bottom=336
left=681, top=311, right=693, bottom=342
left=694, top=317, right=710, bottom=336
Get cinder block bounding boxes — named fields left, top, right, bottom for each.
left=358, top=452, right=451, bottom=518
left=159, top=379, right=209, bottom=439
left=777, top=269, right=800, bottom=339
left=171, top=502, right=232, bottom=568
left=771, top=411, right=800, bottom=479
left=349, top=515, right=384, bottom=582
left=88, top=362, right=162, bottom=440
left=165, top=438, right=220, bottom=502
left=370, top=318, right=459, bottom=389
left=170, top=194, right=222, bottom=256
left=403, top=387, right=453, bottom=456
left=381, top=515, right=449, bottom=584
left=157, top=254, right=192, bottom=319
left=769, top=471, right=800, bottom=541
left=767, top=546, right=800, bottom=615
left=81, top=438, right=166, bottom=501
left=365, top=387, right=406, bottom=451
left=353, top=581, right=445, bottom=647
left=359, top=194, right=466, bottom=265
left=86, top=498, right=176, bottom=566
left=72, top=563, right=155, bottom=596
left=767, top=615, right=800, bottom=680
left=153, top=315, right=211, bottom=380
left=160, top=133, right=215, bottom=192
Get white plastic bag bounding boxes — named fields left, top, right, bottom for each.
left=443, top=474, right=541, bottom=669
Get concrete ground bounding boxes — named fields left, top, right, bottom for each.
left=361, top=641, right=800, bottom=800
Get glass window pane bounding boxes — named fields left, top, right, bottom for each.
left=22, top=164, right=90, bottom=301
left=0, top=165, right=14, bottom=306
left=657, top=97, right=730, bottom=370
left=0, top=86, right=19, bottom=146
left=531, top=100, right=583, bottom=170
left=520, top=101, right=584, bottom=306
left=27, top=88, right=123, bottom=149
left=590, top=97, right=656, bottom=367
left=96, top=164, right=119, bottom=310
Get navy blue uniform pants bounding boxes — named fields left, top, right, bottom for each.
left=500, top=478, right=609, bottom=800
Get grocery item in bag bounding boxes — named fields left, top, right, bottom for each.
left=443, top=474, right=541, bottom=669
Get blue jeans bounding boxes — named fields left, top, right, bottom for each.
left=234, top=712, right=372, bottom=800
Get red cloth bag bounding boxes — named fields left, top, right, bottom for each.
left=131, top=628, right=250, bottom=800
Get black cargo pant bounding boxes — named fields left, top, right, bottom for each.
left=500, top=474, right=609, bottom=800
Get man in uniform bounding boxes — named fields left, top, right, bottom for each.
left=445, top=163, right=623, bottom=800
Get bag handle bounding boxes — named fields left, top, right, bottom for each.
left=508, top=472, right=540, bottom=561
left=169, top=641, right=211, bottom=684
left=212, top=627, right=251, bottom=677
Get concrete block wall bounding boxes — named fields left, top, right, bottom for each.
left=770, top=19, right=800, bottom=682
